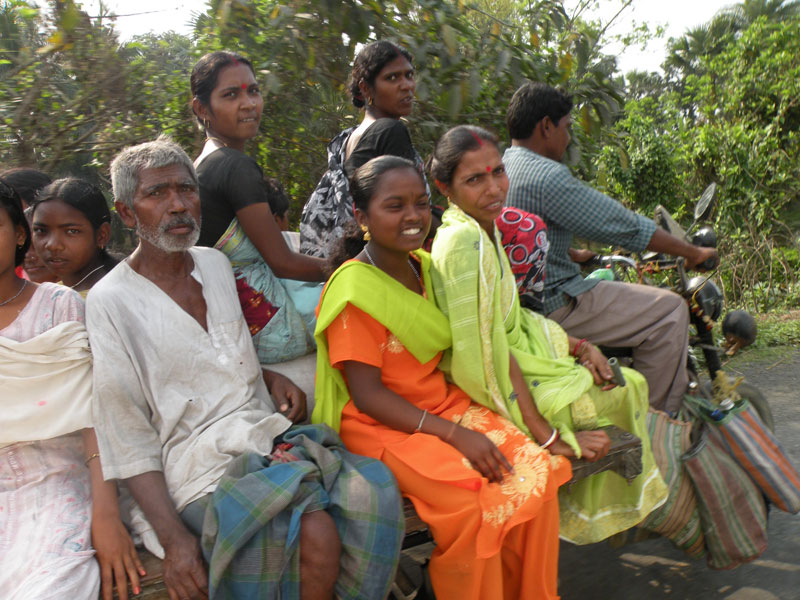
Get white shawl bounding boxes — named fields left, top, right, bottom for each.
left=1, top=320, right=93, bottom=446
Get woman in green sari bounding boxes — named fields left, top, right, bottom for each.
left=429, top=125, right=667, bottom=544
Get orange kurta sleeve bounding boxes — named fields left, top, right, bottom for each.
left=326, top=303, right=386, bottom=370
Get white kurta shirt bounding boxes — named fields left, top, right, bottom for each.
left=87, top=247, right=291, bottom=511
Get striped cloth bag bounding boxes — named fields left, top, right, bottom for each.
left=707, top=403, right=800, bottom=514
left=682, top=423, right=768, bottom=570
left=638, top=410, right=705, bottom=558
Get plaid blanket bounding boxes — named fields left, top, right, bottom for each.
left=197, top=424, right=403, bottom=599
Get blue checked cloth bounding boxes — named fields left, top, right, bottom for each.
left=196, top=424, right=403, bottom=599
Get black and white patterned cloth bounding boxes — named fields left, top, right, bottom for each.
left=299, top=127, right=429, bottom=259
left=299, top=128, right=355, bottom=258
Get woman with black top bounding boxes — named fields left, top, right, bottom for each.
left=191, top=52, right=325, bottom=400
left=299, top=40, right=428, bottom=257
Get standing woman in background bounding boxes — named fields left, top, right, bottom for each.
left=191, top=52, right=325, bottom=400
left=300, top=40, right=428, bottom=258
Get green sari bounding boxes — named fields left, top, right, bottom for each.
left=431, top=205, right=667, bottom=544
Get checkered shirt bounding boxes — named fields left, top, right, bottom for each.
left=503, top=145, right=656, bottom=314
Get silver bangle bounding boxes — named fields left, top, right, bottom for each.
left=415, top=410, right=428, bottom=432
left=541, top=428, right=559, bottom=449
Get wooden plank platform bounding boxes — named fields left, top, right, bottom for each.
left=567, top=425, right=643, bottom=486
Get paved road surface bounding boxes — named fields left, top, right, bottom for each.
left=558, top=350, right=800, bottom=600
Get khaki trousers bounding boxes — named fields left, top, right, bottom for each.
left=547, top=280, right=689, bottom=413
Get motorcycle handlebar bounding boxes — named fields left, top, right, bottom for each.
left=594, top=255, right=675, bottom=270
left=595, top=255, right=717, bottom=273
left=698, top=256, right=718, bottom=271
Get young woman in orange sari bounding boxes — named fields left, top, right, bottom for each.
left=312, top=155, right=572, bottom=600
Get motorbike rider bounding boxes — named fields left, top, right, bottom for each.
left=502, top=82, right=718, bottom=414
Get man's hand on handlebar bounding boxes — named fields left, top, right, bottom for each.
left=685, top=246, right=719, bottom=272
left=568, top=248, right=598, bottom=265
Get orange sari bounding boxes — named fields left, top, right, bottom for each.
left=325, top=300, right=571, bottom=600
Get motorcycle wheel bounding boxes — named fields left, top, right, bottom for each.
left=700, top=379, right=775, bottom=432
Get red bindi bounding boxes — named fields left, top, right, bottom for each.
left=241, top=84, right=247, bottom=89
left=486, top=166, right=491, bottom=172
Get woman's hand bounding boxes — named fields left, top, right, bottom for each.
left=575, top=430, right=611, bottom=462
left=579, top=344, right=616, bottom=391
left=92, top=514, right=145, bottom=600
left=449, top=427, right=514, bottom=483
left=546, top=438, right=576, bottom=458
left=546, top=430, right=611, bottom=462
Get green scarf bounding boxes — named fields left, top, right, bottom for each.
left=311, top=250, right=452, bottom=431
left=430, top=205, right=596, bottom=452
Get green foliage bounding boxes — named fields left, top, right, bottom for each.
left=748, top=310, right=800, bottom=349
left=663, top=0, right=800, bottom=87
left=606, top=13, right=800, bottom=312
left=595, top=96, right=682, bottom=215
left=1, top=0, right=630, bottom=224
left=187, top=0, right=629, bottom=206
left=4, top=0, right=799, bottom=316
left=690, top=17, right=800, bottom=311
left=0, top=0, right=137, bottom=175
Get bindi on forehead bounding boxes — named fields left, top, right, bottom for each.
left=241, top=84, right=247, bottom=89
left=486, top=166, right=492, bottom=172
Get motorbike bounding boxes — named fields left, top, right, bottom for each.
left=582, top=183, right=773, bottom=430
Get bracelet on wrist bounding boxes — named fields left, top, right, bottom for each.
left=572, top=338, right=588, bottom=358
left=415, top=410, right=428, bottom=433
left=541, top=428, right=560, bottom=450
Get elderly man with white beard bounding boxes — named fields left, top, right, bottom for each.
left=86, top=137, right=403, bottom=600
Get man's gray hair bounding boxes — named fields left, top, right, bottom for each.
left=110, top=135, right=198, bottom=208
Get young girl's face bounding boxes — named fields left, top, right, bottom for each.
left=32, top=199, right=104, bottom=282
left=356, top=167, right=431, bottom=254
left=0, top=206, right=26, bottom=275
left=437, top=143, right=508, bottom=234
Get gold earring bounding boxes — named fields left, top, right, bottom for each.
left=368, top=96, right=374, bottom=106
left=361, top=224, right=371, bottom=241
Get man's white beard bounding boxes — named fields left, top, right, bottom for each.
left=136, top=215, right=201, bottom=253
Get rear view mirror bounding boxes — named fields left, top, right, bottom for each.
left=695, top=183, right=717, bottom=221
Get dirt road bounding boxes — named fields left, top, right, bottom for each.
left=559, top=349, right=800, bottom=600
